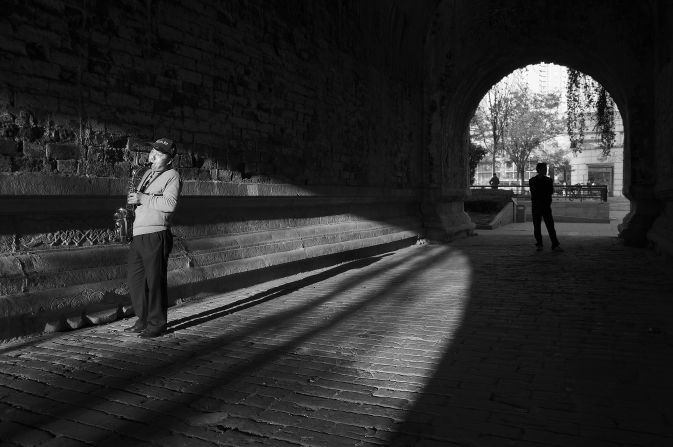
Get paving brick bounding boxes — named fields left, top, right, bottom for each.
left=92, top=434, right=154, bottom=447
left=0, top=419, right=54, bottom=446
left=39, top=418, right=113, bottom=443
left=0, top=405, right=48, bottom=429
left=147, top=432, right=219, bottom=447
left=2, top=389, right=60, bottom=414
left=36, top=436, right=90, bottom=447
left=0, top=225, right=672, bottom=445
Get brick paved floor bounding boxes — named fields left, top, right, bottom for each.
left=1, top=223, right=672, bottom=446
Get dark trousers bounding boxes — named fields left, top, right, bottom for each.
left=532, top=205, right=559, bottom=247
left=127, top=230, right=173, bottom=329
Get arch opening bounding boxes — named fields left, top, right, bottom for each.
left=452, top=61, right=630, bottom=234
left=468, top=63, right=625, bottom=198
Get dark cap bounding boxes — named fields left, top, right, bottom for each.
left=150, top=138, right=177, bottom=158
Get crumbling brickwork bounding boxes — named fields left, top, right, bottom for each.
left=3, top=0, right=673, bottom=341
left=0, top=1, right=429, bottom=340
left=0, top=0, right=422, bottom=187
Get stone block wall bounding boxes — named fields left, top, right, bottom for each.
left=0, top=182, right=421, bottom=341
left=0, top=0, right=422, bottom=187
left=0, top=1, right=427, bottom=341
left=649, top=1, right=673, bottom=257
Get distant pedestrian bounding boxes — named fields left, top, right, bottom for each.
left=529, top=162, right=562, bottom=252
left=489, top=174, right=500, bottom=189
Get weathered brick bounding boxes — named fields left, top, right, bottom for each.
left=106, top=92, right=140, bottom=109
left=12, top=156, right=46, bottom=172
left=0, top=154, right=12, bottom=171
left=0, top=138, right=17, bottom=155
left=0, top=420, right=54, bottom=445
left=177, top=167, right=201, bottom=180
left=56, top=159, right=78, bottom=174
left=15, top=56, right=61, bottom=80
left=14, top=92, right=58, bottom=111
left=0, top=36, right=26, bottom=55
left=49, top=50, right=82, bottom=69
left=46, top=143, right=81, bottom=160
left=40, top=418, right=113, bottom=443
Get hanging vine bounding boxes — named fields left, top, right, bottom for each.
left=595, top=86, right=615, bottom=153
left=566, top=68, right=616, bottom=156
left=566, top=69, right=585, bottom=151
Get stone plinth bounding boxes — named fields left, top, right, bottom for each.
left=0, top=180, right=423, bottom=341
left=516, top=200, right=610, bottom=223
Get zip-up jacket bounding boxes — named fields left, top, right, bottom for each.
left=133, top=168, right=181, bottom=236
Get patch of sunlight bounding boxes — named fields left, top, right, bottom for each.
left=347, top=246, right=472, bottom=405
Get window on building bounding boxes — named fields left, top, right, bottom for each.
left=588, top=165, right=614, bottom=196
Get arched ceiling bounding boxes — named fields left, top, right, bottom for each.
left=413, top=0, right=658, bottom=194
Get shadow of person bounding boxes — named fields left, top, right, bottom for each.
left=166, top=254, right=389, bottom=333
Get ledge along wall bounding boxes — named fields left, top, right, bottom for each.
left=517, top=200, right=610, bottom=224
left=0, top=176, right=421, bottom=341
left=0, top=1, right=428, bottom=341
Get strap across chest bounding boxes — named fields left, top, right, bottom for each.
left=139, top=170, right=166, bottom=193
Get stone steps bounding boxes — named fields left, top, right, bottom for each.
left=0, top=214, right=421, bottom=341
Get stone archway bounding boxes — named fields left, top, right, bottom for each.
left=422, top=0, right=661, bottom=247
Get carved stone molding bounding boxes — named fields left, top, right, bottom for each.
left=20, top=228, right=118, bottom=250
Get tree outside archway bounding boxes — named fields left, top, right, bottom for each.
left=471, top=64, right=620, bottom=187
left=471, top=67, right=565, bottom=186
left=503, top=85, right=564, bottom=184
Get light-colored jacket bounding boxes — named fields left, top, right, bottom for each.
left=133, top=168, right=181, bottom=236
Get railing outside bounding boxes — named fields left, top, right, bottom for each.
left=471, top=184, right=608, bottom=202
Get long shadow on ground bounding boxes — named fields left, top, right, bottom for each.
left=0, top=247, right=457, bottom=445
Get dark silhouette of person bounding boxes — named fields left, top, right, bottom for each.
left=489, top=173, right=500, bottom=189
left=529, top=162, right=562, bottom=252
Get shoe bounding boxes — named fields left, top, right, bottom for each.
left=139, top=325, right=166, bottom=338
left=536, top=245, right=543, bottom=252
left=124, top=321, right=146, bottom=333
left=551, top=246, right=564, bottom=252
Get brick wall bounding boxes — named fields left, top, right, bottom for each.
left=655, top=1, right=673, bottom=190
left=0, top=1, right=429, bottom=340
left=0, top=0, right=422, bottom=188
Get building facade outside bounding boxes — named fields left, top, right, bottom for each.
left=568, top=114, right=625, bottom=197
left=474, top=141, right=624, bottom=197
left=474, top=159, right=537, bottom=187
left=473, top=62, right=624, bottom=197
left=474, top=112, right=624, bottom=197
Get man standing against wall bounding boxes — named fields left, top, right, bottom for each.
left=529, top=162, right=562, bottom=252
left=124, top=138, right=182, bottom=338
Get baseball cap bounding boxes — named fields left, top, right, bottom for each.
left=150, top=138, right=177, bottom=158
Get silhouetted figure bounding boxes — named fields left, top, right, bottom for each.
left=488, top=174, right=500, bottom=189
left=529, top=162, right=562, bottom=252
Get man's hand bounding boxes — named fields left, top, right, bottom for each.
left=127, top=192, right=144, bottom=205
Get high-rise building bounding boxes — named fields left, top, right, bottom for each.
left=527, top=63, right=567, bottom=95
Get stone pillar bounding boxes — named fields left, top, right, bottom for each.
left=646, top=198, right=673, bottom=256
left=421, top=187, right=475, bottom=242
left=420, top=89, right=476, bottom=242
left=618, top=195, right=660, bottom=247
left=617, top=86, right=660, bottom=247
left=434, top=197, right=475, bottom=241
left=422, top=202, right=472, bottom=242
